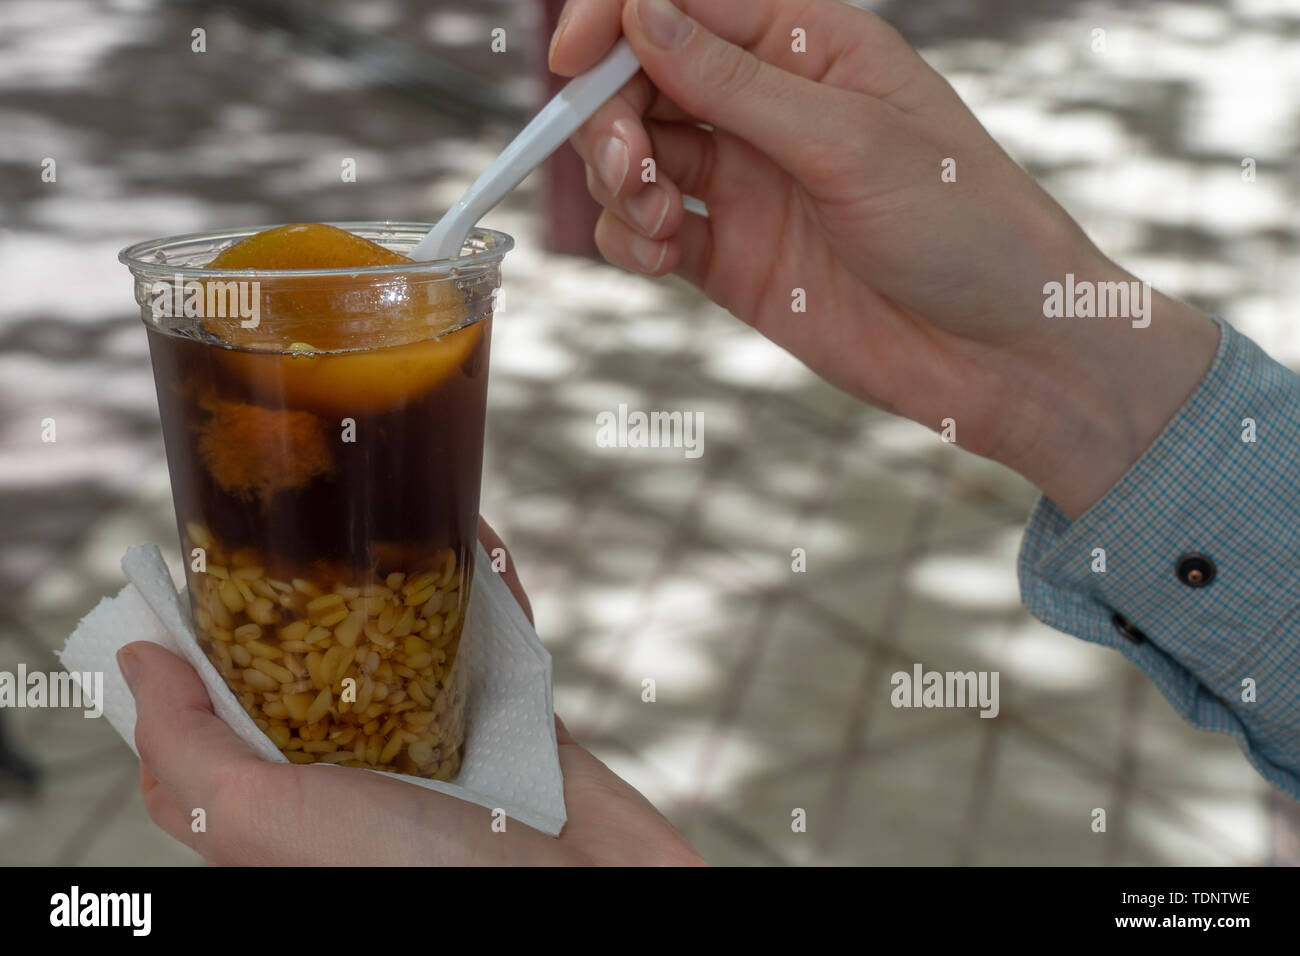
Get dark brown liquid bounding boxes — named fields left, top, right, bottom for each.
left=147, top=320, right=491, bottom=583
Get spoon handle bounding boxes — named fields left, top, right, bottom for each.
left=413, top=39, right=642, bottom=260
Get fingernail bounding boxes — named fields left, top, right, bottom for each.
left=626, top=186, right=669, bottom=235
left=548, top=16, right=568, bottom=70
left=630, top=234, right=668, bottom=272
left=637, top=0, right=693, bottom=49
left=595, top=136, right=629, bottom=194
left=117, top=648, right=139, bottom=694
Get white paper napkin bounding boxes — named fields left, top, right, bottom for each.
left=57, top=542, right=567, bottom=836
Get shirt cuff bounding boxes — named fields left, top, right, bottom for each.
left=1018, top=314, right=1300, bottom=798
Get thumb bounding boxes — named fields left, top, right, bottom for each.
left=622, top=0, right=848, bottom=178
left=120, top=641, right=263, bottom=812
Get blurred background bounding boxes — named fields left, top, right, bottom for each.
left=2, top=0, right=1300, bottom=865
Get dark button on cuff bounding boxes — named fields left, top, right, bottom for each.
left=1176, top=553, right=1216, bottom=588
left=1111, top=612, right=1147, bottom=644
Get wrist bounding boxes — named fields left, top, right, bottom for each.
left=990, top=255, right=1219, bottom=519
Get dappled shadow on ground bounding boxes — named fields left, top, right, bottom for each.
left=2, top=0, right=1298, bottom=864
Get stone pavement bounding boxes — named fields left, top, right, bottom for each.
left=2, top=0, right=1299, bottom=865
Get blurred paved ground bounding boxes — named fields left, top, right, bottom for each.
left=2, top=0, right=1300, bottom=865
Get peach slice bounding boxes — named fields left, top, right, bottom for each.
left=204, top=224, right=482, bottom=412
left=208, top=223, right=414, bottom=271
left=257, top=321, right=484, bottom=414
left=196, top=398, right=332, bottom=505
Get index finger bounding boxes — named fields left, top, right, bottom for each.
left=551, top=0, right=797, bottom=75
left=549, top=0, right=625, bottom=76
left=553, top=0, right=923, bottom=104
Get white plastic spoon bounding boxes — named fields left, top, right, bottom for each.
left=412, top=39, right=643, bottom=260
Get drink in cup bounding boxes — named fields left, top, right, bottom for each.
left=120, top=222, right=512, bottom=781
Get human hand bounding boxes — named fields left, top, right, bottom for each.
left=553, top=0, right=1219, bottom=516
left=118, top=518, right=704, bottom=866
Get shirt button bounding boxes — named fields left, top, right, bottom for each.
left=1111, top=612, right=1147, bottom=643
left=1176, top=553, right=1216, bottom=588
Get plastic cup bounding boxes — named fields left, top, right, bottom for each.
left=119, top=222, right=513, bottom=781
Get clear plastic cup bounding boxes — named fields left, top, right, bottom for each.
left=120, top=222, right=513, bottom=781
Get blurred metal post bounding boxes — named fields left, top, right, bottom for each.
left=540, top=0, right=602, bottom=256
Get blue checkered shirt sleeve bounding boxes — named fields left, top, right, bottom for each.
left=1018, top=314, right=1300, bottom=798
